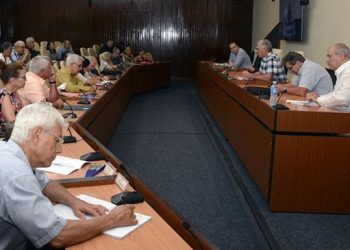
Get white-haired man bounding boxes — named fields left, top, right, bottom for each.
left=242, top=39, right=286, bottom=82
left=56, top=54, right=94, bottom=93
left=0, top=103, right=137, bottom=249
left=10, top=40, right=30, bottom=67
left=308, top=43, right=350, bottom=107
left=25, top=36, right=39, bottom=59
left=18, top=55, right=63, bottom=108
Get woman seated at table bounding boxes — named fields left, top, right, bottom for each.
left=135, top=48, right=154, bottom=64
left=122, top=46, right=135, bottom=66
left=46, top=41, right=60, bottom=61
left=0, top=61, right=25, bottom=137
left=99, top=52, right=122, bottom=76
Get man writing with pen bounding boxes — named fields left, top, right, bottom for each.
left=0, top=103, right=137, bottom=249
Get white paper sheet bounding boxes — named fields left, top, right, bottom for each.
left=37, top=155, right=88, bottom=175
left=54, top=194, right=151, bottom=239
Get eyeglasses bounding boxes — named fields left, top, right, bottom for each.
left=73, top=63, right=83, bottom=68
left=43, top=129, right=64, bottom=146
left=286, top=63, right=295, bottom=71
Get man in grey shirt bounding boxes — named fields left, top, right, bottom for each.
left=0, top=103, right=137, bottom=249
left=277, top=51, right=333, bottom=96
left=228, top=42, right=252, bottom=69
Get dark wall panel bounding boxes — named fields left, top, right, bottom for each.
left=0, top=0, right=253, bottom=77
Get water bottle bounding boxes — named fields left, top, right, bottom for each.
left=269, top=81, right=278, bottom=107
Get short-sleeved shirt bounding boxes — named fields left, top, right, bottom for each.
left=259, top=52, right=286, bottom=82
left=17, top=71, right=50, bottom=106
left=294, top=59, right=333, bottom=95
left=0, top=140, right=66, bottom=249
left=228, top=48, right=252, bottom=69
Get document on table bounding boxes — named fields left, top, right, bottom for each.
left=37, top=155, right=88, bottom=175
left=285, top=100, right=319, bottom=107
left=54, top=194, right=151, bottom=239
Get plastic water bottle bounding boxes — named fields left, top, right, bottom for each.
left=269, top=81, right=278, bottom=107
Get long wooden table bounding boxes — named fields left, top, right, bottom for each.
left=196, top=61, right=350, bottom=214
left=50, top=62, right=215, bottom=249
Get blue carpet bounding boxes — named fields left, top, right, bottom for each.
left=107, top=80, right=350, bottom=249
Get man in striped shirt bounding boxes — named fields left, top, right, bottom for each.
left=242, top=39, right=286, bottom=82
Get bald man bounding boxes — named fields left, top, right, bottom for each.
left=308, top=43, right=350, bottom=107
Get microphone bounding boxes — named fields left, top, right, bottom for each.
left=78, top=89, right=91, bottom=105
left=62, top=99, right=77, bottom=118
left=63, top=127, right=77, bottom=143
left=272, top=89, right=289, bottom=110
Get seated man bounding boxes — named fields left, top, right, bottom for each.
left=18, top=56, right=63, bottom=108
left=277, top=51, right=333, bottom=97
left=57, top=40, right=74, bottom=61
left=241, top=39, right=286, bottom=82
left=25, top=36, right=39, bottom=59
left=308, top=43, right=350, bottom=107
left=56, top=54, right=94, bottom=93
left=0, top=102, right=137, bottom=249
left=227, top=42, right=251, bottom=69
left=10, top=40, right=30, bottom=67
left=77, top=57, right=104, bottom=85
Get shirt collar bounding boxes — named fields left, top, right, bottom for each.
left=335, top=59, right=350, bottom=77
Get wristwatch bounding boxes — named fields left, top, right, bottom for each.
left=49, top=81, right=56, bottom=84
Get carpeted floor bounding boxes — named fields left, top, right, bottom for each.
left=107, top=80, right=350, bottom=249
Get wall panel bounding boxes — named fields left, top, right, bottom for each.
left=0, top=0, right=253, bottom=76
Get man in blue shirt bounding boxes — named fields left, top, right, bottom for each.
left=227, top=42, right=252, bottom=69
left=0, top=103, right=137, bottom=249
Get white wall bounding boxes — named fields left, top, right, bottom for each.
left=252, top=0, right=350, bottom=67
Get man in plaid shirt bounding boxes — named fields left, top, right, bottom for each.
left=242, top=39, right=286, bottom=82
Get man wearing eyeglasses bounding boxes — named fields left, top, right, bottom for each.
left=277, top=51, right=333, bottom=97
left=56, top=54, right=95, bottom=93
left=0, top=103, right=137, bottom=249
left=10, top=40, right=31, bottom=67
left=227, top=42, right=252, bottom=69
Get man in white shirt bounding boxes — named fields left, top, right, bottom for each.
left=308, top=43, right=350, bottom=107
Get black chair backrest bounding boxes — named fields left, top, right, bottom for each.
left=326, top=68, right=337, bottom=86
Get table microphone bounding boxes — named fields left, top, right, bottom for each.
left=62, top=99, right=77, bottom=118
left=78, top=89, right=91, bottom=105
left=63, top=127, right=77, bottom=144
left=272, top=89, right=289, bottom=110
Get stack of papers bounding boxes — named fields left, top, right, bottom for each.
left=54, top=194, right=151, bottom=239
left=38, top=155, right=88, bottom=175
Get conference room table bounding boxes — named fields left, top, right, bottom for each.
left=46, top=63, right=215, bottom=249
left=196, top=61, right=350, bottom=214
